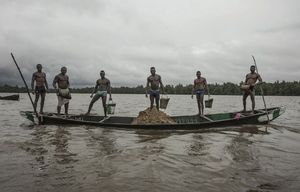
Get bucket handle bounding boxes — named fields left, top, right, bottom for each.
left=206, top=85, right=210, bottom=99
left=108, top=98, right=114, bottom=104
left=161, top=92, right=169, bottom=99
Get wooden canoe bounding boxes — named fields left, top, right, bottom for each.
left=20, top=107, right=285, bottom=130
left=0, top=94, right=19, bottom=101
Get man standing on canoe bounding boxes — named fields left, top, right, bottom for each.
left=145, top=67, right=164, bottom=110
left=53, top=66, right=71, bottom=116
left=85, top=70, right=112, bottom=116
left=242, top=65, right=262, bottom=113
left=31, top=64, right=49, bottom=114
left=191, top=71, right=208, bottom=115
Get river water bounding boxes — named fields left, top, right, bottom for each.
left=0, top=93, right=299, bottom=192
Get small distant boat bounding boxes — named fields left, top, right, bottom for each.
left=20, top=107, right=285, bottom=130
left=0, top=94, right=19, bottom=101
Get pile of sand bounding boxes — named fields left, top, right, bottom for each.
left=132, top=107, right=176, bottom=124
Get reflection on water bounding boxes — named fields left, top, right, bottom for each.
left=0, top=94, right=299, bottom=191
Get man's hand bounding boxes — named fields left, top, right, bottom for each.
left=31, top=90, right=35, bottom=95
left=257, top=81, right=264, bottom=85
left=109, top=95, right=112, bottom=100
left=90, top=94, right=93, bottom=98
left=145, top=94, right=148, bottom=98
left=191, top=95, right=193, bottom=99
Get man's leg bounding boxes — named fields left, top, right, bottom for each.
left=250, top=92, right=255, bottom=113
left=196, top=94, right=201, bottom=115
left=64, top=102, right=69, bottom=115
left=200, top=94, right=204, bottom=115
left=33, top=93, right=39, bottom=113
left=40, top=92, right=46, bottom=113
left=242, top=92, right=248, bottom=112
left=155, top=95, right=160, bottom=110
left=86, top=94, right=100, bottom=115
left=102, top=96, right=107, bottom=116
left=150, top=95, right=154, bottom=110
left=57, top=106, right=61, bottom=115
left=57, top=96, right=62, bottom=115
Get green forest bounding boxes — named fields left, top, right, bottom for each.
left=0, top=81, right=300, bottom=96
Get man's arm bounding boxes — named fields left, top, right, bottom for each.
left=145, top=77, right=150, bottom=97
left=107, top=80, right=112, bottom=100
left=159, top=76, right=164, bottom=94
left=255, top=74, right=263, bottom=86
left=204, top=78, right=209, bottom=95
left=245, top=74, right=248, bottom=85
left=53, top=75, right=58, bottom=89
left=90, top=81, right=98, bottom=98
left=44, top=73, right=49, bottom=90
left=67, top=76, right=70, bottom=88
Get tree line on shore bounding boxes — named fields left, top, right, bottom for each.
left=0, top=81, right=300, bottom=96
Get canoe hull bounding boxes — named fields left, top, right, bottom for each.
left=0, top=94, right=19, bottom=101
left=20, top=107, right=285, bottom=129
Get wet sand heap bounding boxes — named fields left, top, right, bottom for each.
left=133, top=107, right=176, bottom=124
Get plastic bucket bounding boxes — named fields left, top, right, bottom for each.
left=205, top=98, right=213, bottom=108
left=160, top=97, right=170, bottom=109
left=106, top=100, right=116, bottom=114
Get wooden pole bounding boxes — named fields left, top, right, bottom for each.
left=11, top=53, right=38, bottom=115
left=251, top=55, right=270, bottom=123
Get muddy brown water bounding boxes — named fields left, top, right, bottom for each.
left=0, top=94, right=299, bottom=192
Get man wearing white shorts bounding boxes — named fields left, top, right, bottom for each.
left=85, top=70, right=112, bottom=116
left=53, top=67, right=71, bottom=115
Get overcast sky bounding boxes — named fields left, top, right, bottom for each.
left=0, top=0, right=299, bottom=87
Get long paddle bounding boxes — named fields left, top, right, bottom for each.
left=11, top=53, right=38, bottom=116
left=251, top=55, right=270, bottom=123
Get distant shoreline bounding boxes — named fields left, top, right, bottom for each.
left=1, top=80, right=300, bottom=96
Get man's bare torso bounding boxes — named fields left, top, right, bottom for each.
left=33, top=72, right=46, bottom=87
left=194, top=77, right=206, bottom=90
left=96, top=78, right=110, bottom=91
left=245, top=73, right=261, bottom=86
left=54, top=73, right=69, bottom=89
left=147, top=74, right=161, bottom=90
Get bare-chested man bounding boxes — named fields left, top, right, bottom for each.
left=242, top=65, right=262, bottom=113
left=145, top=67, right=164, bottom=110
left=31, top=64, right=49, bottom=114
left=86, top=70, right=112, bottom=116
left=53, top=67, right=71, bottom=115
left=191, top=71, right=208, bottom=115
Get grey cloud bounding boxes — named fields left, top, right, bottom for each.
left=1, top=0, right=299, bottom=88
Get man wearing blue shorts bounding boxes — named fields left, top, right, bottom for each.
left=145, top=67, right=164, bottom=110
left=31, top=64, right=49, bottom=114
left=86, top=70, right=112, bottom=116
left=191, top=71, right=208, bottom=115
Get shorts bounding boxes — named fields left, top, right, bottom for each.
left=195, top=89, right=205, bottom=96
left=35, top=86, right=46, bottom=94
left=95, top=91, right=107, bottom=97
left=149, top=90, right=160, bottom=97
left=243, top=89, right=255, bottom=97
left=57, top=96, right=70, bottom=107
